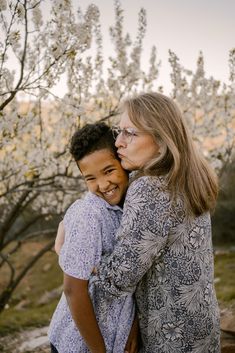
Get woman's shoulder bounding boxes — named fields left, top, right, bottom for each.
left=124, top=175, right=186, bottom=224
left=128, top=175, right=166, bottom=193
left=125, top=175, right=168, bottom=206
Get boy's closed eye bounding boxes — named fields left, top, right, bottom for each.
left=85, top=177, right=95, bottom=182
left=105, top=168, right=116, bottom=174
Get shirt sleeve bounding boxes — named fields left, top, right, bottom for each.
left=94, top=177, right=180, bottom=296
left=59, top=202, right=102, bottom=280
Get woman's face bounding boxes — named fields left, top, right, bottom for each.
left=115, top=111, right=160, bottom=171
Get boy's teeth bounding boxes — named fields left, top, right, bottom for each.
left=105, top=188, right=116, bottom=196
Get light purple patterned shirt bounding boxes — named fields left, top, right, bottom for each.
left=48, top=192, right=135, bottom=353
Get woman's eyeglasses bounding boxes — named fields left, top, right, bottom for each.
left=111, top=126, right=139, bottom=144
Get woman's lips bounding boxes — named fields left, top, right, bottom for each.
left=117, top=152, right=125, bottom=159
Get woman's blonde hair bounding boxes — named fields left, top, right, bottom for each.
left=121, top=92, right=218, bottom=215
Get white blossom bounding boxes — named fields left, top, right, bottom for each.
left=32, top=6, right=43, bottom=28
left=0, top=0, right=7, bottom=11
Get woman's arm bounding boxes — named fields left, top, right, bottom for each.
left=64, top=274, right=106, bottom=353
left=95, top=177, right=180, bottom=295
left=54, top=220, right=65, bottom=255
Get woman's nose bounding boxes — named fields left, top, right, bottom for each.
left=115, top=133, right=126, bottom=148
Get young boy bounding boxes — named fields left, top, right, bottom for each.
left=48, top=123, right=136, bottom=353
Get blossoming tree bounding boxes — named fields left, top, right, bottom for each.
left=0, top=0, right=234, bottom=311
left=0, top=0, right=160, bottom=311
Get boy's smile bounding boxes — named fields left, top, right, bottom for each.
left=78, top=149, right=129, bottom=206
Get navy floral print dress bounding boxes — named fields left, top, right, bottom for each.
left=95, top=176, right=221, bottom=353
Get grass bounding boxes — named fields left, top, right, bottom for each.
left=0, top=238, right=234, bottom=336
left=0, top=302, right=58, bottom=336
left=214, top=251, right=235, bottom=305
left=0, top=238, right=63, bottom=336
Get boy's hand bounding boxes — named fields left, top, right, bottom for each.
left=54, top=220, right=65, bottom=255
left=124, top=315, right=140, bottom=353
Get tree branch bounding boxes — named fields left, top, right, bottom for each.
left=0, top=0, right=29, bottom=111
left=0, top=237, right=55, bottom=312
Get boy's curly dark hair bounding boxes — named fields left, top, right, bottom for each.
left=70, top=122, right=118, bottom=162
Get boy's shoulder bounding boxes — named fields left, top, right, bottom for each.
left=65, top=192, right=109, bottom=219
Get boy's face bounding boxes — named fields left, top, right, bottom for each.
left=78, top=149, right=129, bottom=206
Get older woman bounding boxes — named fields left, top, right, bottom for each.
left=95, top=92, right=220, bottom=353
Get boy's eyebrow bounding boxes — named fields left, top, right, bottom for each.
left=83, top=164, right=116, bottom=179
left=83, top=174, right=94, bottom=179
left=102, top=164, right=116, bottom=171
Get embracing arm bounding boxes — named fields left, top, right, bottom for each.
left=54, top=220, right=65, bottom=255
left=95, top=177, right=179, bottom=295
left=64, top=274, right=106, bottom=353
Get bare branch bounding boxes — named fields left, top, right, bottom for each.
left=0, top=0, right=29, bottom=111
left=0, top=238, right=55, bottom=312
left=0, top=251, right=15, bottom=284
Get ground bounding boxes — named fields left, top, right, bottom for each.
left=0, top=237, right=235, bottom=352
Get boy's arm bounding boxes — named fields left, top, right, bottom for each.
left=64, top=273, right=106, bottom=353
left=124, top=314, right=140, bottom=353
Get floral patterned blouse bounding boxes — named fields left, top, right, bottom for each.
left=95, top=176, right=221, bottom=353
left=48, top=192, right=135, bottom=353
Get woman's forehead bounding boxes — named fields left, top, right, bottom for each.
left=119, top=110, right=136, bottom=128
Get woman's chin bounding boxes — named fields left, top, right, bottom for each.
left=121, top=160, right=136, bottom=171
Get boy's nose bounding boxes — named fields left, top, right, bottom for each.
left=98, top=179, right=110, bottom=192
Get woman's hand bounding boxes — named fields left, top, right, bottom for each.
left=54, top=220, right=65, bottom=255
left=92, top=267, right=97, bottom=275
left=124, top=315, right=140, bottom=353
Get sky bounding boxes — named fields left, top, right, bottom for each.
left=76, top=0, right=235, bottom=93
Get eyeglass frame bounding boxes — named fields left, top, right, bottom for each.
left=111, top=126, right=142, bottom=144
